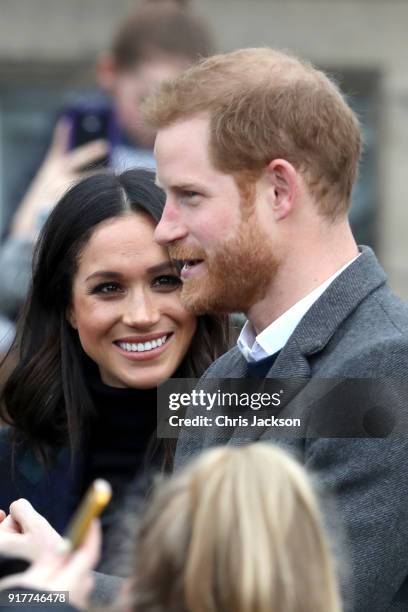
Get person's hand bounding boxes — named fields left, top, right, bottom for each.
left=0, top=512, right=20, bottom=534
left=0, top=520, right=100, bottom=610
left=11, top=119, right=108, bottom=240
left=0, top=499, right=63, bottom=561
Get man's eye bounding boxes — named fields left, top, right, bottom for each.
left=152, top=275, right=182, bottom=290
left=179, top=191, right=200, bottom=205
left=91, top=282, right=123, bottom=295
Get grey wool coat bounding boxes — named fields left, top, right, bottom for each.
left=175, top=246, right=408, bottom=612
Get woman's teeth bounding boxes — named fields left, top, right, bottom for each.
left=118, top=335, right=168, bottom=353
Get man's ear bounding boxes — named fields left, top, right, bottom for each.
left=96, top=52, right=117, bottom=92
left=66, top=307, right=77, bottom=330
left=265, top=159, right=299, bottom=221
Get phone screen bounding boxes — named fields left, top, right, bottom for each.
left=65, top=105, right=116, bottom=169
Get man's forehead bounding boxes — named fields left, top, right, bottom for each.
left=154, top=116, right=215, bottom=186
left=154, top=114, right=211, bottom=154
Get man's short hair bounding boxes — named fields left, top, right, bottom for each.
left=144, top=48, right=362, bottom=218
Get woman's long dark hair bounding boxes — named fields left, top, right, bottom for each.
left=0, top=169, right=230, bottom=462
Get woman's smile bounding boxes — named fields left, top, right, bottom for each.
left=114, top=332, right=173, bottom=360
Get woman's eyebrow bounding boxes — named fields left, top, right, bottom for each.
left=85, top=270, right=123, bottom=282
left=147, top=261, right=177, bottom=274
left=85, top=262, right=175, bottom=282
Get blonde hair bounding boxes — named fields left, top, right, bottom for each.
left=130, top=443, right=342, bottom=612
left=143, top=47, right=362, bottom=218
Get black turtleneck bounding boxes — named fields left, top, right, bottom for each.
left=85, top=376, right=158, bottom=499
left=82, top=375, right=159, bottom=571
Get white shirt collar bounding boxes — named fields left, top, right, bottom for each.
left=238, top=254, right=360, bottom=362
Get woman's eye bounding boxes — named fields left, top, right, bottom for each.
left=91, top=282, right=123, bottom=295
left=152, top=275, right=182, bottom=290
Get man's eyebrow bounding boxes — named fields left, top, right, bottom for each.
left=175, top=182, right=204, bottom=191
left=155, top=175, right=207, bottom=192
left=169, top=182, right=207, bottom=192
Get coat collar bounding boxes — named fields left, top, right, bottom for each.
left=263, top=245, right=386, bottom=378
left=284, top=246, right=385, bottom=355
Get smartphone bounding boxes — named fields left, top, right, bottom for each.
left=61, top=479, right=112, bottom=553
left=64, top=104, right=118, bottom=169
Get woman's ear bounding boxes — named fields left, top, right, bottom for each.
left=266, top=158, right=299, bottom=221
left=66, top=307, right=77, bottom=330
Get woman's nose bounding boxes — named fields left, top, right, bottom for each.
left=121, top=292, right=161, bottom=328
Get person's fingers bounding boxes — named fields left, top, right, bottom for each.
left=71, top=519, right=101, bottom=571
left=58, top=520, right=101, bottom=583
left=8, top=499, right=63, bottom=561
left=0, top=532, right=30, bottom=559
left=86, top=519, right=102, bottom=568
left=9, top=499, right=45, bottom=533
left=0, top=513, right=21, bottom=533
left=0, top=510, right=6, bottom=522
left=66, top=140, right=109, bottom=172
left=48, top=118, right=72, bottom=156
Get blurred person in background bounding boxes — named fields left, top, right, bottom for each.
left=0, top=444, right=342, bottom=612
left=0, top=0, right=214, bottom=338
left=0, top=169, right=229, bottom=602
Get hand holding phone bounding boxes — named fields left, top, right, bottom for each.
left=0, top=521, right=101, bottom=610
left=61, top=479, right=112, bottom=553
left=11, top=119, right=109, bottom=240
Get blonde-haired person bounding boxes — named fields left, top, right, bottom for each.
left=131, top=443, right=342, bottom=612
left=0, top=443, right=342, bottom=612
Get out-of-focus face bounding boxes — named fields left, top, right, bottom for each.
left=68, top=213, right=197, bottom=388
left=112, top=57, right=190, bottom=149
left=154, top=115, right=277, bottom=314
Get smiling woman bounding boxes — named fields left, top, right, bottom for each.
left=67, top=213, right=197, bottom=389
left=0, top=169, right=230, bottom=572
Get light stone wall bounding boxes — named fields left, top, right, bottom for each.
left=0, top=0, right=407, bottom=297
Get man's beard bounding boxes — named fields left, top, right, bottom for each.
left=170, top=214, right=278, bottom=315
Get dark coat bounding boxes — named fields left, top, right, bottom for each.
left=0, top=430, right=83, bottom=534
left=175, top=246, right=408, bottom=612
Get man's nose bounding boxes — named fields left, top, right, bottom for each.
left=122, top=292, right=161, bottom=328
left=154, top=200, right=188, bottom=245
